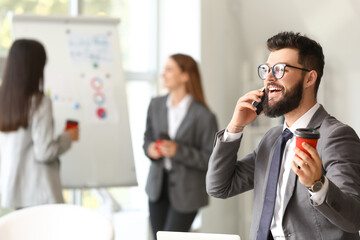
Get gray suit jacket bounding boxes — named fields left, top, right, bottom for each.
left=143, top=95, right=218, bottom=213
left=206, top=105, right=360, bottom=240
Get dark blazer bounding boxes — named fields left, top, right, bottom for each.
left=143, top=95, right=218, bottom=213
left=206, top=105, right=360, bottom=240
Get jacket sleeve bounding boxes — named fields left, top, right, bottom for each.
left=172, top=111, right=218, bottom=172
left=312, top=124, right=360, bottom=233
left=143, top=99, right=156, bottom=161
left=206, top=129, right=256, bottom=199
left=31, top=96, right=72, bottom=162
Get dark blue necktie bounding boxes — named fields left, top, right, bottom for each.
left=257, top=128, right=293, bottom=240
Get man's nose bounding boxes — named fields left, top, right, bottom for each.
left=266, top=69, right=276, bottom=82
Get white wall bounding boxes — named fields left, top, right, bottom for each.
left=158, top=0, right=201, bottom=67
left=201, top=0, right=360, bottom=240
left=157, top=0, right=201, bottom=96
left=200, top=0, right=246, bottom=236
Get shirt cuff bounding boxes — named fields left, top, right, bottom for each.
left=309, top=176, right=329, bottom=203
left=223, top=129, right=243, bottom=142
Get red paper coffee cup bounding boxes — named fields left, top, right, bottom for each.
left=294, top=128, right=320, bottom=158
left=66, top=120, right=79, bottom=130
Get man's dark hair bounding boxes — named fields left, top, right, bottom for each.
left=267, top=31, right=325, bottom=97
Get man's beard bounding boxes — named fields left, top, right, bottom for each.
left=263, top=78, right=304, bottom=118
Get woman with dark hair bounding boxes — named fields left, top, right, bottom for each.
left=0, top=39, right=79, bottom=209
left=143, top=53, right=218, bottom=239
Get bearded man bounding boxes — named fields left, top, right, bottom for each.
left=206, top=31, right=360, bottom=240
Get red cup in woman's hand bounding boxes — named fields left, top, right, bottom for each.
left=156, top=139, right=163, bottom=156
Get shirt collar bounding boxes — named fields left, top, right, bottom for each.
left=166, top=94, right=193, bottom=109
left=283, top=103, right=321, bottom=133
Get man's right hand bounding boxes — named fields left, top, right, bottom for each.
left=227, top=88, right=265, bottom=133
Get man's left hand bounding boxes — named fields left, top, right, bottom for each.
left=291, top=142, right=322, bottom=188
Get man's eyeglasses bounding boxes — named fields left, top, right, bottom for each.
left=258, top=63, right=310, bottom=80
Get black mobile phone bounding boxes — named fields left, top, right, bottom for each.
left=252, top=89, right=265, bottom=115
left=158, top=133, right=170, bottom=140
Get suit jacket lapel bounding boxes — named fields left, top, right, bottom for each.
left=282, top=105, right=329, bottom=214
left=306, top=105, right=329, bottom=130
left=283, top=170, right=297, bottom=214
left=158, top=96, right=168, bottom=138
left=174, top=100, right=195, bottom=141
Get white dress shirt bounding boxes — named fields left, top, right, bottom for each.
left=164, top=94, right=193, bottom=170
left=224, top=103, right=329, bottom=239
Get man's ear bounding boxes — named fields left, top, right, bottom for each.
left=305, top=70, right=317, bottom=88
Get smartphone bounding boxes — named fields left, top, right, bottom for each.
left=66, top=120, right=79, bottom=130
left=252, top=88, right=266, bottom=115
left=158, top=133, right=170, bottom=140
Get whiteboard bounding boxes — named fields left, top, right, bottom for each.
left=12, top=15, right=137, bottom=188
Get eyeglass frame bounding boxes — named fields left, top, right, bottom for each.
left=257, top=63, right=311, bottom=80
